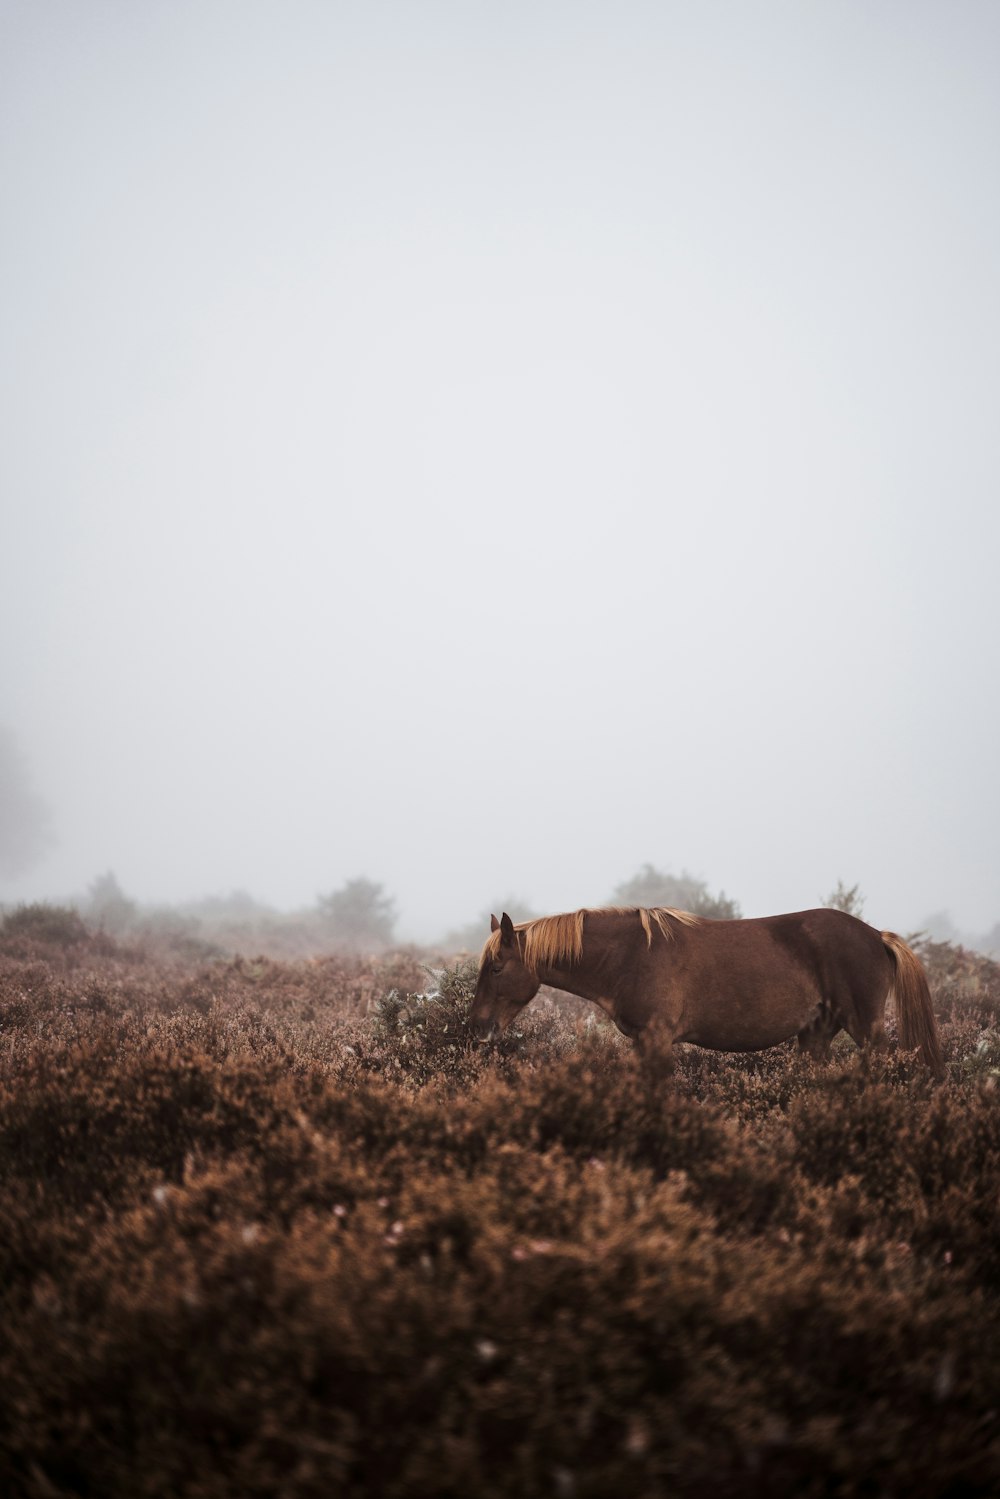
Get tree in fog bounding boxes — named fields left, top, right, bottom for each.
left=317, top=877, right=396, bottom=949
left=85, top=872, right=137, bottom=934
left=443, top=897, right=540, bottom=953
left=823, top=880, right=865, bottom=918
left=917, top=910, right=958, bottom=943
left=611, top=863, right=740, bottom=920
left=980, top=921, right=1000, bottom=960
left=0, top=726, right=52, bottom=880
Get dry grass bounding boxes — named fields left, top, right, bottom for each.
left=1, top=913, right=998, bottom=1497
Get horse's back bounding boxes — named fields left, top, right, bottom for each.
left=753, top=906, right=888, bottom=966
left=665, top=908, right=891, bottom=1050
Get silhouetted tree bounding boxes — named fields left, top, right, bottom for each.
left=823, top=880, right=865, bottom=918
left=918, top=910, right=958, bottom=944
left=979, top=921, right=1000, bottom=960
left=443, top=897, right=540, bottom=953
left=610, top=863, right=740, bottom=920
left=317, top=877, right=396, bottom=949
left=85, top=872, right=137, bottom=934
left=0, top=726, right=52, bottom=880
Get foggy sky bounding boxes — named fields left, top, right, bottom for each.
left=2, top=1, right=999, bottom=940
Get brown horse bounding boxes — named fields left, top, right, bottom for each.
left=470, top=906, right=943, bottom=1076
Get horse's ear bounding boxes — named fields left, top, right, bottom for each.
left=490, top=913, right=500, bottom=933
left=500, top=912, right=516, bottom=947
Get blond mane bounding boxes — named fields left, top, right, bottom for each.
left=479, top=905, right=702, bottom=975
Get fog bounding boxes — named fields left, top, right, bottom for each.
left=2, top=2, right=999, bottom=943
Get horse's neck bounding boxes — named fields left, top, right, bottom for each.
left=536, top=916, right=638, bottom=1005
left=535, top=957, right=608, bottom=1004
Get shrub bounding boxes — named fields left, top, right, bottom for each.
left=1, top=902, right=90, bottom=948
left=823, top=879, right=866, bottom=917
left=316, top=877, right=397, bottom=950
left=1, top=935, right=999, bottom=1497
left=610, top=863, right=741, bottom=920
left=0, top=902, right=122, bottom=966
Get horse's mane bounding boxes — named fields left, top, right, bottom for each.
left=480, top=905, right=702, bottom=975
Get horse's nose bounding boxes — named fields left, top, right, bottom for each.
left=472, top=1016, right=498, bottom=1042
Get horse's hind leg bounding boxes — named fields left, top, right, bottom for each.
left=797, top=1003, right=841, bottom=1061
left=842, top=987, right=889, bottom=1056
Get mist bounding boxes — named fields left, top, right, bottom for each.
left=2, top=2, right=999, bottom=944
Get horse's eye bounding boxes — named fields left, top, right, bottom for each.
left=491, top=961, right=503, bottom=975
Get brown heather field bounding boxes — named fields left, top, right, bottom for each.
left=1, top=908, right=999, bottom=1498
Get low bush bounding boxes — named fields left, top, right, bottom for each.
left=0, top=902, right=120, bottom=963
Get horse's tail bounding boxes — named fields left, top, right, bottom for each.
left=881, top=931, right=944, bottom=1079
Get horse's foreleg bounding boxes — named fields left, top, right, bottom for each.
left=634, top=1015, right=677, bottom=1083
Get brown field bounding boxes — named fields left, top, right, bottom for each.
left=1, top=909, right=999, bottom=1498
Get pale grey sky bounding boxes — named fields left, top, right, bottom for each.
left=2, top=1, right=999, bottom=939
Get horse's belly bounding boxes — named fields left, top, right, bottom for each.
left=675, top=988, right=819, bottom=1051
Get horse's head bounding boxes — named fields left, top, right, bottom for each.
left=470, top=912, right=541, bottom=1040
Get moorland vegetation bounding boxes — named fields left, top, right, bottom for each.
left=0, top=900, right=998, bottom=1496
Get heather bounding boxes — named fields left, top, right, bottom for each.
left=1, top=913, right=998, bottom=1497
